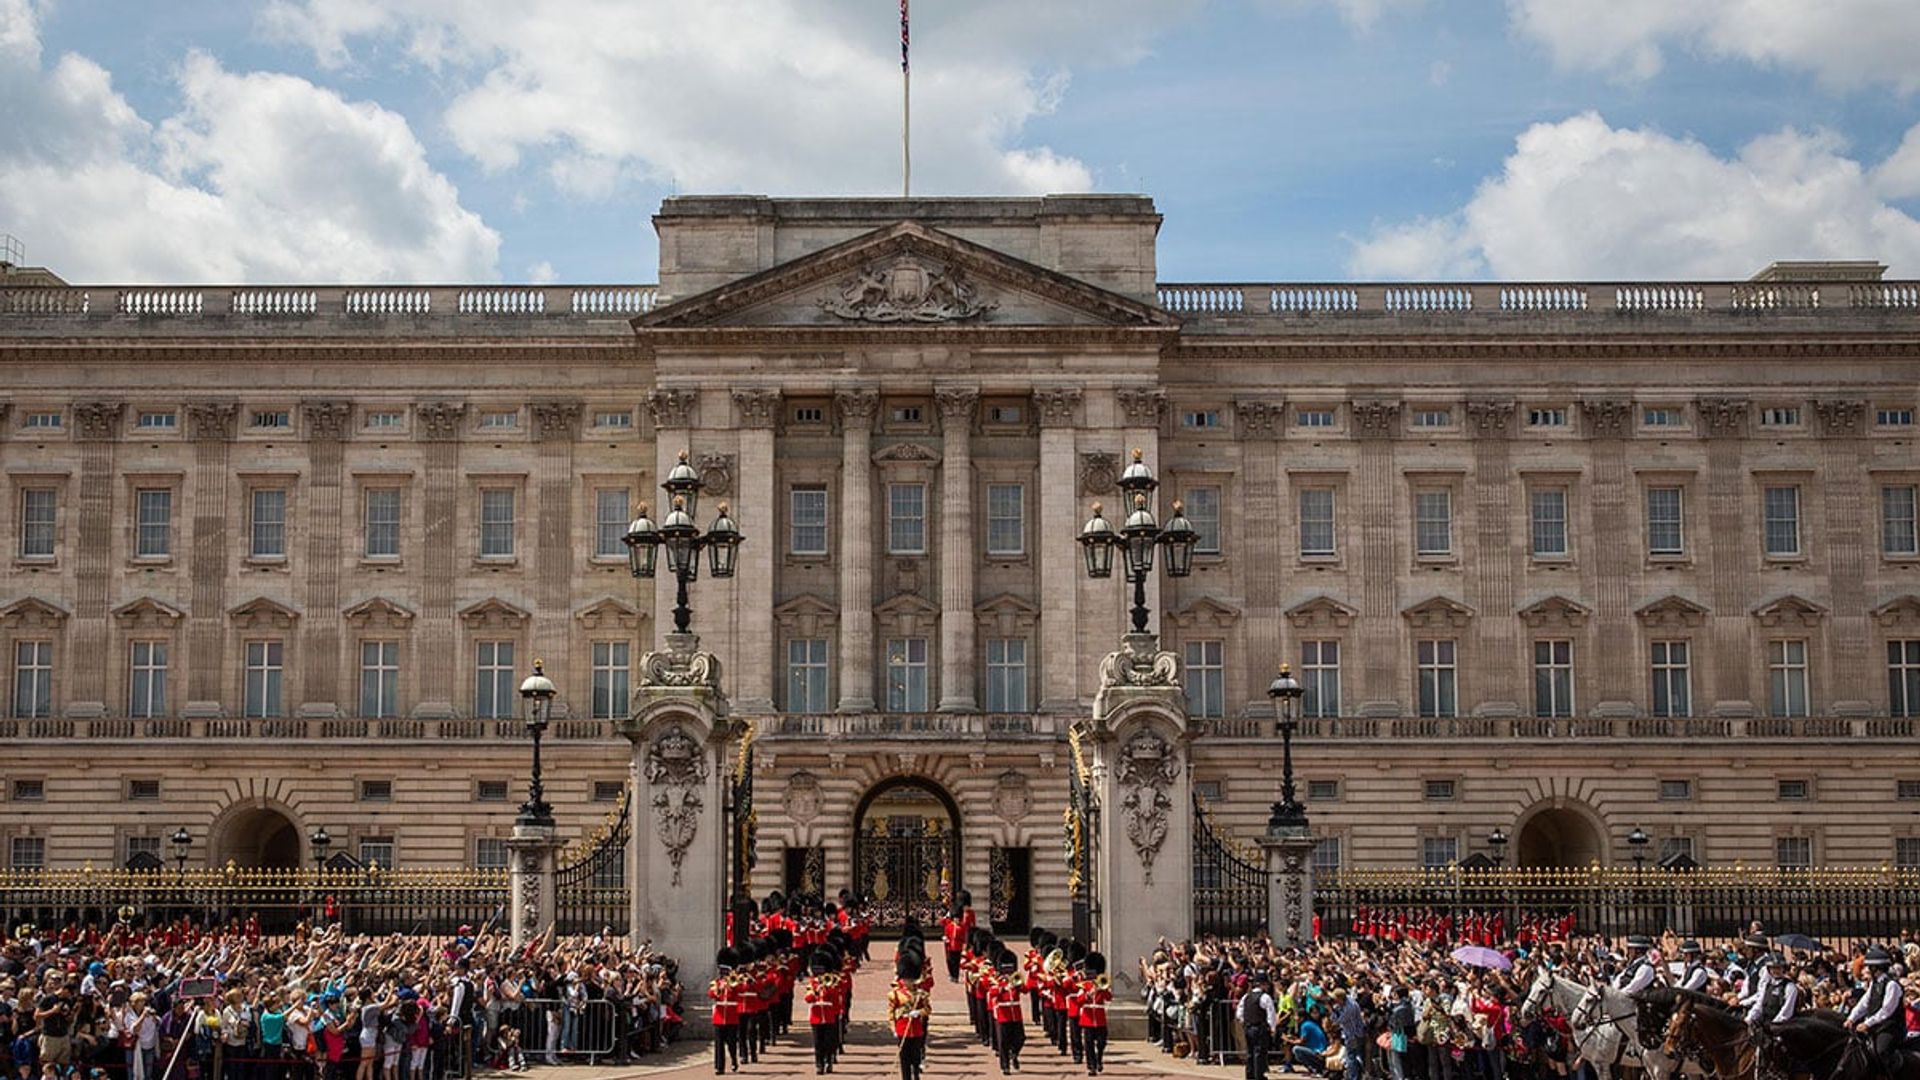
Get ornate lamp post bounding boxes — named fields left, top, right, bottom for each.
left=1266, top=665, right=1308, bottom=837
left=1488, top=827, right=1509, bottom=868
left=517, top=661, right=557, bottom=828
left=1077, top=449, right=1199, bottom=633
left=624, top=450, right=744, bottom=634
left=308, top=826, right=330, bottom=926
left=170, top=827, right=191, bottom=879
left=1628, top=825, right=1650, bottom=873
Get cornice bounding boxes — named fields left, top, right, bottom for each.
left=0, top=342, right=637, bottom=366
left=1169, top=336, right=1920, bottom=362
left=634, top=322, right=1178, bottom=355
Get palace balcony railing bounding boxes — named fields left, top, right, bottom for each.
left=1199, top=713, right=1916, bottom=741
left=1155, top=279, right=1920, bottom=320
left=0, top=284, right=659, bottom=322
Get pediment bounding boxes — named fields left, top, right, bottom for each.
left=1402, top=595, right=1475, bottom=629
left=1753, top=593, right=1827, bottom=628
left=574, top=596, right=644, bottom=631
left=344, top=596, right=416, bottom=629
left=1, top=595, right=70, bottom=629
left=459, top=597, right=531, bottom=630
left=875, top=592, right=940, bottom=617
left=1873, top=594, right=1920, bottom=629
left=636, top=222, right=1179, bottom=333
left=112, top=596, right=185, bottom=629
left=1517, top=594, right=1591, bottom=629
left=1286, top=595, right=1357, bottom=630
left=1636, top=594, right=1709, bottom=629
left=975, top=593, right=1040, bottom=636
left=1166, top=595, right=1243, bottom=630
left=874, top=591, right=940, bottom=636
left=773, top=593, right=838, bottom=637
left=228, top=596, right=299, bottom=629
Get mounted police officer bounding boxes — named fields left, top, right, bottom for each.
left=1676, top=940, right=1710, bottom=992
left=1742, top=953, right=1799, bottom=1028
left=1846, top=945, right=1906, bottom=1069
left=1613, top=935, right=1657, bottom=995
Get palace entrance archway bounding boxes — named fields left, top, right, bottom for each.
left=210, top=805, right=302, bottom=869
left=1515, top=805, right=1605, bottom=868
left=851, top=777, right=962, bottom=933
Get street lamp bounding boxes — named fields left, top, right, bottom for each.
left=625, top=450, right=746, bottom=634
left=1266, top=665, right=1308, bottom=837
left=170, top=827, right=191, bottom=878
left=1627, top=825, right=1650, bottom=872
left=1077, top=449, right=1199, bottom=633
left=308, top=826, right=331, bottom=928
left=1488, top=827, right=1509, bottom=868
left=517, top=660, right=557, bottom=828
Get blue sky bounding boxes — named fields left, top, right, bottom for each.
left=5, top=0, right=1920, bottom=284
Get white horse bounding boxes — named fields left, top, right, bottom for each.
left=1520, top=963, right=1683, bottom=1080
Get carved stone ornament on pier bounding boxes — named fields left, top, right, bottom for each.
left=1577, top=399, right=1632, bottom=439
left=639, top=632, right=724, bottom=690
left=416, top=402, right=468, bottom=442
left=1281, top=844, right=1309, bottom=943
left=517, top=847, right=544, bottom=929
left=696, top=453, right=734, bottom=498
left=646, top=388, right=698, bottom=430
left=1098, top=631, right=1182, bottom=691
left=301, top=400, right=354, bottom=442
left=645, top=724, right=709, bottom=886
left=819, top=254, right=997, bottom=323
left=1079, top=451, right=1119, bottom=496
left=1116, top=728, right=1180, bottom=883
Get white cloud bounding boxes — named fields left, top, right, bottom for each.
left=258, top=0, right=1201, bottom=199
left=1507, top=0, right=1920, bottom=92
left=1348, top=112, right=1920, bottom=280
left=0, top=0, right=497, bottom=283
left=1259, top=0, right=1423, bottom=31
left=525, top=260, right=557, bottom=285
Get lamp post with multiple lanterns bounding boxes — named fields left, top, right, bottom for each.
left=1077, top=449, right=1199, bottom=634
left=622, top=450, right=744, bottom=634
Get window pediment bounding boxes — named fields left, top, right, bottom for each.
left=1402, top=595, right=1474, bottom=630
left=774, top=593, right=839, bottom=638
left=1518, top=594, right=1591, bottom=629
left=344, top=596, right=417, bottom=630
left=1286, top=595, right=1357, bottom=631
left=1166, top=595, right=1243, bottom=631
left=228, top=596, right=299, bottom=630
left=974, top=592, right=1040, bottom=637
left=112, top=596, right=185, bottom=629
left=459, top=597, right=531, bottom=630
left=871, top=442, right=940, bottom=465
left=574, top=596, right=644, bottom=632
left=1636, top=594, right=1709, bottom=629
left=1, top=595, right=70, bottom=630
left=1872, top=594, right=1920, bottom=630
left=1752, top=593, right=1827, bottom=629
left=875, top=591, right=939, bottom=637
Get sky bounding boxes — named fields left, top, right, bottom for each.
left=4, top=0, right=1920, bottom=285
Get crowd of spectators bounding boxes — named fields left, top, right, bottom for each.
left=0, top=916, right=683, bottom=1080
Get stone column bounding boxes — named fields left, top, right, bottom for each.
left=1464, top=400, right=1519, bottom=716
left=1351, top=401, right=1402, bottom=715
left=1697, top=398, right=1753, bottom=715
left=531, top=401, right=583, bottom=693
left=298, top=401, right=352, bottom=716
left=617, top=632, right=734, bottom=1006
left=1034, top=388, right=1083, bottom=711
left=1088, top=633, right=1190, bottom=994
left=834, top=390, right=879, bottom=711
left=935, top=388, right=979, bottom=712
left=506, top=822, right=562, bottom=948
left=68, top=402, right=122, bottom=717
left=732, top=390, right=781, bottom=715
left=1262, top=831, right=1317, bottom=947
left=1579, top=400, right=1635, bottom=716
left=184, top=403, right=238, bottom=717
left=1814, top=399, right=1872, bottom=714
left=414, top=402, right=467, bottom=719
left=1236, top=400, right=1285, bottom=716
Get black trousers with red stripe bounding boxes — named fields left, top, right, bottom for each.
left=996, top=1019, right=1026, bottom=1071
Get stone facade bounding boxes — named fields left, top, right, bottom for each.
left=3, top=198, right=1920, bottom=933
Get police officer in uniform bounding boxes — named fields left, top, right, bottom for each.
left=1677, top=941, right=1710, bottom=992
left=1614, top=934, right=1658, bottom=995
left=1846, top=945, right=1906, bottom=1070
left=1743, top=954, right=1799, bottom=1028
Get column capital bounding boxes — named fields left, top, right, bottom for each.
left=1463, top=399, right=1517, bottom=438
left=1695, top=396, right=1750, bottom=439
left=1349, top=399, right=1401, bottom=440
left=1812, top=398, right=1868, bottom=438
left=1114, top=387, right=1167, bottom=430
left=71, top=401, right=124, bottom=442
left=732, top=388, right=782, bottom=430
left=933, top=388, right=980, bottom=432
left=415, top=401, right=468, bottom=442
left=1234, top=399, right=1286, bottom=440
left=1032, top=387, right=1083, bottom=429
left=647, top=388, right=699, bottom=430
left=530, top=400, right=584, bottom=442
left=833, top=388, right=880, bottom=432
left=301, top=400, right=354, bottom=442
left=1577, top=398, right=1632, bottom=439
left=185, top=402, right=240, bottom=443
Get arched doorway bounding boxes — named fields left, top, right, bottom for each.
left=851, top=777, right=962, bottom=934
left=210, top=805, right=302, bottom=869
left=1515, top=805, right=1605, bottom=867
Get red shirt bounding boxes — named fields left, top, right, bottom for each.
left=1079, top=987, right=1111, bottom=1028
left=992, top=985, right=1024, bottom=1024
left=804, top=976, right=838, bottom=1025
left=708, top=979, right=740, bottom=1026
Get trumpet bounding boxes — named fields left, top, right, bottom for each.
left=1094, top=974, right=1111, bottom=991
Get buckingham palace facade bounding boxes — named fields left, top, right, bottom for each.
left=3, top=195, right=1919, bottom=932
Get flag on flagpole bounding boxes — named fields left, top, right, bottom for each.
left=900, top=0, right=910, bottom=73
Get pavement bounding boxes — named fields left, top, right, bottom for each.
left=502, top=944, right=1239, bottom=1080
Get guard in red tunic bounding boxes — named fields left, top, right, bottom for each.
left=1078, top=952, right=1112, bottom=1076
left=709, top=948, right=742, bottom=1075
left=1064, top=943, right=1088, bottom=1064
left=992, top=950, right=1027, bottom=1074
left=803, top=949, right=839, bottom=1074
left=890, top=946, right=931, bottom=1080
left=941, top=890, right=976, bottom=982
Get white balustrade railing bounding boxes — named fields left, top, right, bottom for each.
left=231, top=289, right=317, bottom=315
left=457, top=288, right=546, bottom=315
left=345, top=288, right=432, bottom=315
left=1499, top=285, right=1588, bottom=312
left=118, top=289, right=204, bottom=315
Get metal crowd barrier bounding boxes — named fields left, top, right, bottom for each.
left=496, top=999, right=619, bottom=1065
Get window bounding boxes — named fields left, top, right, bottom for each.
left=128, top=641, right=168, bottom=719
left=786, top=638, right=829, bottom=713
left=1184, top=639, right=1225, bottom=719
left=1646, top=487, right=1684, bottom=555
left=475, top=837, right=510, bottom=869
left=23, top=411, right=61, bottom=430
left=478, top=410, right=518, bottom=430
left=1530, top=488, right=1569, bottom=557
left=885, top=638, right=929, bottom=712
left=594, top=488, right=629, bottom=558
left=1899, top=779, right=1920, bottom=801
left=250, top=410, right=291, bottom=429
left=888, top=483, right=926, bottom=554
left=136, top=411, right=176, bottom=430
left=889, top=405, right=923, bottom=425
left=1659, top=836, right=1695, bottom=864
left=1307, top=779, right=1341, bottom=801
left=126, top=835, right=162, bottom=864
left=1296, top=409, right=1335, bottom=429
left=365, top=410, right=405, bottom=429
left=12, top=641, right=52, bottom=719
left=250, top=489, right=287, bottom=558
left=364, top=489, right=400, bottom=558
left=986, top=484, right=1025, bottom=556
left=988, top=404, right=1022, bottom=425
left=1878, top=408, right=1915, bottom=427
left=1883, top=486, right=1918, bottom=556
left=1423, top=779, right=1456, bottom=801
left=789, top=486, right=828, bottom=555
left=1762, top=485, right=1800, bottom=556
left=1642, top=407, right=1683, bottom=428
left=1760, top=407, right=1800, bottom=427
left=1186, top=486, right=1221, bottom=554
left=1768, top=639, right=1809, bottom=717
left=1650, top=641, right=1691, bottom=718
left=591, top=640, right=630, bottom=720
left=1416, top=639, right=1457, bottom=718
left=1301, top=640, right=1340, bottom=718
left=1891, top=641, right=1920, bottom=719
left=592, top=410, right=633, bottom=429
left=359, top=641, right=399, bottom=719
left=359, top=779, right=393, bottom=802
left=592, top=780, right=625, bottom=802
left=1312, top=837, right=1342, bottom=872
left=985, top=638, right=1028, bottom=712
left=20, top=489, right=56, bottom=558
left=135, top=488, right=171, bottom=557
left=1411, top=409, right=1452, bottom=429
left=1528, top=408, right=1567, bottom=428
left=1182, top=409, right=1221, bottom=429
left=1777, top=779, right=1810, bottom=801
left=1774, top=836, right=1811, bottom=867
left=13, top=779, right=44, bottom=801
left=128, top=779, right=161, bottom=801
left=1420, top=836, right=1459, bottom=868
left=476, top=780, right=510, bottom=802
left=244, top=640, right=284, bottom=719
left=1298, top=489, right=1336, bottom=557
left=9, top=837, right=45, bottom=869
left=1413, top=490, right=1452, bottom=556
left=479, top=487, right=515, bottom=557
left=1533, top=640, right=1573, bottom=717
left=358, top=837, right=395, bottom=870
left=1659, top=779, right=1693, bottom=801
left=1193, top=779, right=1224, bottom=801
left=474, top=641, right=516, bottom=720
left=1897, top=838, right=1920, bottom=869
left=792, top=406, right=826, bottom=425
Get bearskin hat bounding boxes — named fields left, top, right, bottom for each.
left=958, top=888, right=973, bottom=907
left=716, top=946, right=738, bottom=972
left=897, top=949, right=924, bottom=981
left=810, top=948, right=834, bottom=975
left=1028, top=926, right=1049, bottom=949
left=995, top=950, right=1018, bottom=975
left=1064, top=939, right=1088, bottom=966
left=1084, top=951, right=1107, bottom=977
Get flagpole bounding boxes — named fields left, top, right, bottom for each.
left=901, top=0, right=910, bottom=197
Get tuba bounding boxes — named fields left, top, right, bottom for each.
left=1095, top=974, right=1111, bottom=992
left=1045, top=949, right=1067, bottom=977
